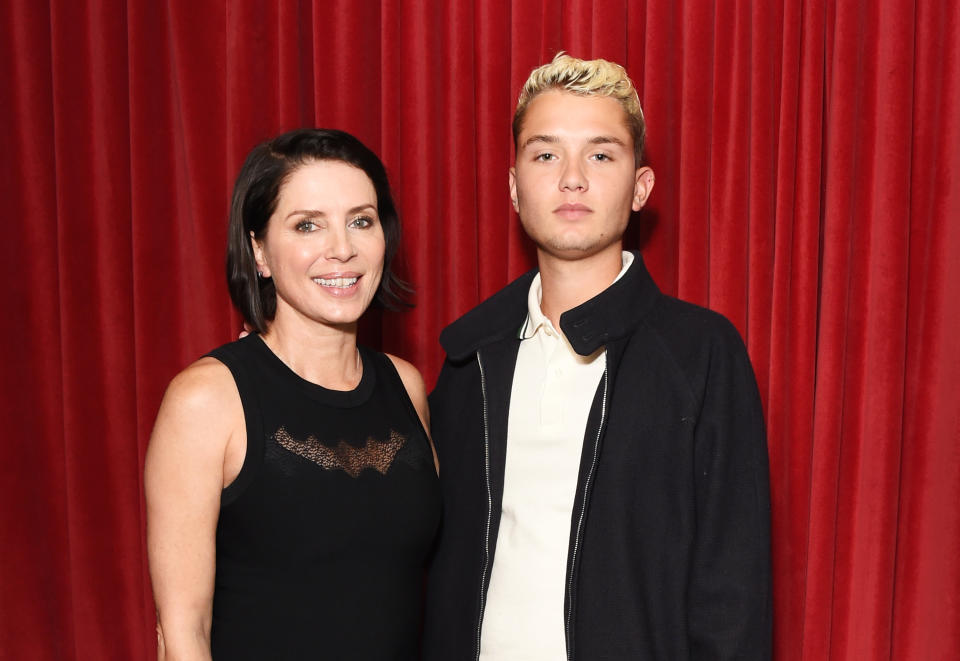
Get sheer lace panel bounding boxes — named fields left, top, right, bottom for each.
left=273, top=426, right=407, bottom=477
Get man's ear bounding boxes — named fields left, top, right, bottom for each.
left=250, top=231, right=270, bottom=278
left=508, top=167, right=519, bottom=212
left=632, top=166, right=655, bottom=212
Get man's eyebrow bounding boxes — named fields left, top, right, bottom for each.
left=520, top=134, right=559, bottom=149
left=520, top=134, right=628, bottom=149
left=589, top=135, right=627, bottom=147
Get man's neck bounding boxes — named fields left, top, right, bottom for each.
left=537, top=244, right=624, bottom=331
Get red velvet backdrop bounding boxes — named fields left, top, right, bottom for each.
left=2, top=1, right=958, bottom=659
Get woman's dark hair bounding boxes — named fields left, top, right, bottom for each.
left=226, top=128, right=409, bottom=333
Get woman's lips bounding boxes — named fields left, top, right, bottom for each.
left=312, top=273, right=361, bottom=296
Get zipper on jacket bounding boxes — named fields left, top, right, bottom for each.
left=475, top=350, right=493, bottom=661
left=565, top=368, right=609, bottom=661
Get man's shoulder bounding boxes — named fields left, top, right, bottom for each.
left=615, top=294, right=760, bottom=418
left=641, top=293, right=752, bottom=368
left=438, top=268, right=537, bottom=361
left=650, top=294, right=743, bottom=340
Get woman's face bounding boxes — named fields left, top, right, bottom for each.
left=252, top=160, right=386, bottom=330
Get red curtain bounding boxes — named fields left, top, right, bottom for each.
left=2, top=1, right=958, bottom=659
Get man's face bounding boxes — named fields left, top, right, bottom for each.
left=510, top=90, right=654, bottom=262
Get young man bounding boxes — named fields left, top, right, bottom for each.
left=425, top=54, right=772, bottom=660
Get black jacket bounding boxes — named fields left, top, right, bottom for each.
left=424, top=253, right=772, bottom=660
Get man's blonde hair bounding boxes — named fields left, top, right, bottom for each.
left=512, top=52, right=646, bottom=165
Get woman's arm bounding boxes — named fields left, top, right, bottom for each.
left=386, top=354, right=439, bottom=473
left=144, top=358, right=244, bottom=661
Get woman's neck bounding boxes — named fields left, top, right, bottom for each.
left=259, top=308, right=361, bottom=390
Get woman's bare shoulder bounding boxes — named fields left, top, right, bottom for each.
left=384, top=353, right=437, bottom=472
left=384, top=353, right=427, bottom=398
left=149, top=356, right=242, bottom=457
left=163, top=356, right=237, bottom=409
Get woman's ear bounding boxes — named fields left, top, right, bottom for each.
left=250, top=231, right=271, bottom=278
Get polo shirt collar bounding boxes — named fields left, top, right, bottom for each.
left=519, top=251, right=635, bottom=341
left=439, top=250, right=660, bottom=361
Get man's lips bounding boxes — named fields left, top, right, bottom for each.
left=554, top=202, right=592, bottom=218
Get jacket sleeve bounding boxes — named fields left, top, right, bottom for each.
left=427, top=359, right=455, bottom=457
left=687, top=330, right=772, bottom=659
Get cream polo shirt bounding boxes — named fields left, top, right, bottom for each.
left=479, top=252, right=634, bottom=661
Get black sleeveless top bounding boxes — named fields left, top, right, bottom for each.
left=207, top=334, right=440, bottom=660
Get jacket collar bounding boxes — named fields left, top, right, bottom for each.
left=439, top=250, right=662, bottom=361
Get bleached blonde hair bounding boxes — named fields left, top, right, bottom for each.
left=512, top=52, right=647, bottom=165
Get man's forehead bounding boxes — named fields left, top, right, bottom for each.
left=518, top=90, right=632, bottom=147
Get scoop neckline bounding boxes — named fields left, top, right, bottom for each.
left=245, top=333, right=376, bottom=407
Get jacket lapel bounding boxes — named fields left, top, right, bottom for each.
left=477, top=336, right=521, bottom=574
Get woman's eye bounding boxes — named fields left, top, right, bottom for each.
left=295, top=220, right=317, bottom=232
left=349, top=216, right=373, bottom=229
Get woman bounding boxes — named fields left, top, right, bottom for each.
left=145, top=129, right=440, bottom=660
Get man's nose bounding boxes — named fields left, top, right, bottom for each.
left=559, top=159, right=588, bottom=192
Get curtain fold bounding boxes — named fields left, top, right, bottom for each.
left=1, top=1, right=957, bottom=659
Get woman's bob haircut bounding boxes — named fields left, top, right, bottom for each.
left=226, top=128, right=409, bottom=333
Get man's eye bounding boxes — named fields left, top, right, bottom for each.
left=592, top=153, right=611, bottom=161
left=535, top=153, right=556, bottom=162
left=350, top=216, right=373, bottom=229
